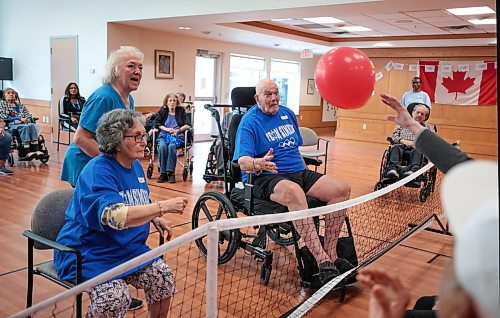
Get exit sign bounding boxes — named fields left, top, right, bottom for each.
left=300, top=49, right=313, bottom=59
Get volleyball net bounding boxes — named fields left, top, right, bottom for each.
left=12, top=162, right=446, bottom=318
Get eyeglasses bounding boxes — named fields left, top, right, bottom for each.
left=412, top=81, right=421, bottom=84
left=124, top=133, right=147, bottom=143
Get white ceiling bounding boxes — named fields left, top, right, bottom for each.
left=117, top=0, right=497, bottom=54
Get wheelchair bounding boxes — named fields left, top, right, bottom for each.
left=202, top=105, right=248, bottom=184
left=373, top=136, right=438, bottom=203
left=192, top=87, right=357, bottom=289
left=6, top=119, right=50, bottom=164
left=146, top=127, right=194, bottom=181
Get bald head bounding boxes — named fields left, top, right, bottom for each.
left=255, top=79, right=280, bottom=115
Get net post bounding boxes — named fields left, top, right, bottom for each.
left=206, top=224, right=219, bottom=318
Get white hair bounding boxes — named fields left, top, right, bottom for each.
left=102, top=46, right=144, bottom=84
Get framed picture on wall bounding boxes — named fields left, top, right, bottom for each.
left=155, top=50, right=174, bottom=79
left=307, top=78, right=315, bottom=95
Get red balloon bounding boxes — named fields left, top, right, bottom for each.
left=315, top=47, right=375, bottom=109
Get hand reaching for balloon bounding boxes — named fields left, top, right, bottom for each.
left=254, top=149, right=278, bottom=173
left=381, top=93, right=424, bottom=135
left=357, top=268, right=410, bottom=318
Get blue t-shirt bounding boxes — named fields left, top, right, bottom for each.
left=233, top=104, right=305, bottom=182
left=61, top=84, right=135, bottom=187
left=54, top=154, right=154, bottom=282
left=400, top=91, right=432, bottom=109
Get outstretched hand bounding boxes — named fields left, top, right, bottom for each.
left=257, top=148, right=278, bottom=173
left=357, top=268, right=410, bottom=318
left=381, top=93, right=423, bottom=135
left=159, top=197, right=188, bottom=215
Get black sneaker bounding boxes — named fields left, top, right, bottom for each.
left=334, top=257, right=355, bottom=274
left=167, top=174, right=176, bottom=183
left=318, top=261, right=340, bottom=285
left=157, top=173, right=167, bottom=183
left=128, top=298, right=143, bottom=311
left=386, top=169, right=399, bottom=180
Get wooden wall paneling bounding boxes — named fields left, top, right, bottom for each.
left=334, top=47, right=497, bottom=158
left=23, top=98, right=51, bottom=137
left=297, top=105, right=336, bottom=129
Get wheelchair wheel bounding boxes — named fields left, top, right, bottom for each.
left=189, top=161, right=194, bottom=175
left=40, top=156, right=49, bottom=164
left=378, top=150, right=389, bottom=180
left=182, top=166, right=188, bottom=181
left=374, top=182, right=384, bottom=191
left=266, top=224, right=294, bottom=246
left=192, top=191, right=240, bottom=264
left=147, top=164, right=153, bottom=179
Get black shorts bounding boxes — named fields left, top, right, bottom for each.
left=252, top=169, right=323, bottom=200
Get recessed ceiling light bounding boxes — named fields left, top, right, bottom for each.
left=339, top=26, right=372, bottom=32
left=303, top=17, right=344, bottom=24
left=373, top=42, right=393, bottom=47
left=446, top=6, right=495, bottom=16
left=178, top=26, right=191, bottom=30
left=468, top=18, right=496, bottom=25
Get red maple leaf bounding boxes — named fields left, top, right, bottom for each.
left=441, top=71, right=476, bottom=100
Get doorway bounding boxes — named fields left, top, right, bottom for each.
left=193, top=51, right=222, bottom=141
left=50, top=36, right=78, bottom=143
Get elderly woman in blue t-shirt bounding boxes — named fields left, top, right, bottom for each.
left=154, top=93, right=191, bottom=183
left=54, top=109, right=187, bottom=318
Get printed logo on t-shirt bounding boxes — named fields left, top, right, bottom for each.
left=119, top=188, right=149, bottom=206
left=138, top=177, right=145, bottom=183
left=279, top=137, right=295, bottom=148
left=265, top=124, right=296, bottom=142
left=280, top=115, right=288, bottom=120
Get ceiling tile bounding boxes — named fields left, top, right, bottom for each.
left=365, top=13, right=413, bottom=20
left=404, top=10, right=452, bottom=18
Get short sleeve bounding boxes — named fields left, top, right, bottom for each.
left=79, top=96, right=114, bottom=133
left=233, top=116, right=256, bottom=161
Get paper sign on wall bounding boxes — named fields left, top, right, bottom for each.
left=393, top=63, right=404, bottom=70
left=440, top=64, right=452, bottom=73
left=385, top=60, right=394, bottom=71
left=375, top=72, right=384, bottom=81
left=409, top=64, right=419, bottom=72
left=424, top=65, right=436, bottom=72
left=476, top=63, right=487, bottom=71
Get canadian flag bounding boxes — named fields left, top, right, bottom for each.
left=419, top=60, right=497, bottom=106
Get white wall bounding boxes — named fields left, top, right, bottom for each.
left=0, top=0, right=358, bottom=105
left=0, top=0, right=340, bottom=104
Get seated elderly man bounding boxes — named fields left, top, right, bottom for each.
left=385, top=104, right=431, bottom=180
left=233, top=78, right=352, bottom=285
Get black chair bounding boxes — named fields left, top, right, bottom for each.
left=23, top=189, right=165, bottom=317
left=23, top=188, right=83, bottom=318
left=56, top=97, right=76, bottom=151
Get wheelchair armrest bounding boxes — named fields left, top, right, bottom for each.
left=386, top=137, right=396, bottom=145
left=303, top=156, right=322, bottom=166
left=23, top=230, right=80, bottom=254
left=244, top=174, right=255, bottom=212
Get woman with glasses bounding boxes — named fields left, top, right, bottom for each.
left=61, top=46, right=144, bottom=188
left=59, top=82, right=86, bottom=132
left=154, top=93, right=191, bottom=183
left=55, top=109, right=187, bottom=318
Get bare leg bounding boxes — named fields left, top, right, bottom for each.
left=270, top=180, right=331, bottom=264
left=148, top=297, right=171, bottom=318
left=307, top=175, right=351, bottom=262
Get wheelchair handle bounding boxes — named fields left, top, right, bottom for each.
left=204, top=104, right=220, bottom=120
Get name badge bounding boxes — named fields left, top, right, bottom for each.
left=281, top=115, right=288, bottom=120
left=138, top=177, right=145, bottom=183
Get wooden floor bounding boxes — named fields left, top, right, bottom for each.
left=0, top=129, right=454, bottom=317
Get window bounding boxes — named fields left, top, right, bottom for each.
left=270, top=59, right=301, bottom=114
left=229, top=54, right=266, bottom=104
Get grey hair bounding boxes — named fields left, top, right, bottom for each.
left=103, top=46, right=144, bottom=84
left=96, top=109, right=146, bottom=157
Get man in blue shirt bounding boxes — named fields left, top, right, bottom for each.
left=233, top=79, right=353, bottom=285
left=400, top=77, right=432, bottom=109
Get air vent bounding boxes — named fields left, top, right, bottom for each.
left=329, top=31, right=350, bottom=35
